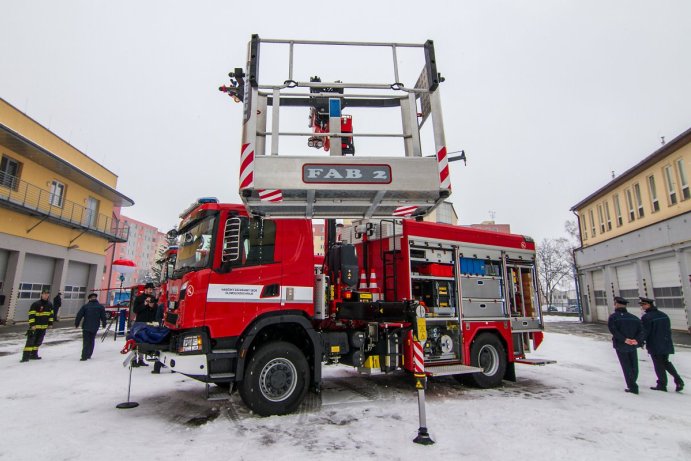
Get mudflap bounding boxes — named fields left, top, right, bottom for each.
left=504, top=362, right=516, bottom=382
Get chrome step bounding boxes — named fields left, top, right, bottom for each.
left=425, top=364, right=482, bottom=376
left=209, top=373, right=236, bottom=380
left=209, top=349, right=238, bottom=360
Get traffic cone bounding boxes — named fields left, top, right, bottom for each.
left=358, top=271, right=368, bottom=291
left=369, top=269, right=381, bottom=300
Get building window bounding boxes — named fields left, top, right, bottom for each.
left=49, top=180, right=66, bottom=207
left=581, top=215, right=588, bottom=240
left=84, top=197, right=100, bottom=227
left=625, top=189, right=635, bottom=222
left=613, top=194, right=623, bottom=227
left=633, top=183, right=644, bottom=218
left=652, top=286, right=684, bottom=309
left=604, top=201, right=612, bottom=230
left=619, top=289, right=639, bottom=306
left=594, top=290, right=607, bottom=306
left=647, top=175, right=660, bottom=212
left=664, top=165, right=677, bottom=205
left=18, top=283, right=51, bottom=299
left=0, top=155, right=22, bottom=190
left=589, top=209, right=596, bottom=236
left=597, top=204, right=605, bottom=233
left=677, top=158, right=690, bottom=201
left=63, top=285, right=87, bottom=300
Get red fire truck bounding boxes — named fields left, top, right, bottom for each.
left=142, top=37, right=549, bottom=417
left=153, top=198, right=546, bottom=416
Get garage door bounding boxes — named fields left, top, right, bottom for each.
left=649, top=257, right=687, bottom=331
left=16, top=254, right=55, bottom=322
left=592, top=270, right=609, bottom=322
left=616, top=264, right=639, bottom=305
left=62, top=262, right=90, bottom=317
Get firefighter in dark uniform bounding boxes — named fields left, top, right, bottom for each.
left=640, top=297, right=685, bottom=392
left=20, top=289, right=54, bottom=362
left=132, top=283, right=155, bottom=320
left=75, top=293, right=107, bottom=361
left=607, top=296, right=644, bottom=394
left=131, top=284, right=157, bottom=367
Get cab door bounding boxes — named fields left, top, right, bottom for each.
left=205, top=216, right=283, bottom=339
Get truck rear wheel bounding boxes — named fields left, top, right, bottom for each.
left=463, top=333, right=507, bottom=388
left=238, top=341, right=309, bottom=416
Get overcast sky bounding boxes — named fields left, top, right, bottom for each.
left=2, top=0, right=690, bottom=242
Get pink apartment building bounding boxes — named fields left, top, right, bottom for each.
left=102, top=212, right=166, bottom=301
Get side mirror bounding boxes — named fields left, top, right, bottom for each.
left=216, top=261, right=233, bottom=274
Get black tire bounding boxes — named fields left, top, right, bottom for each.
left=238, top=341, right=309, bottom=416
left=464, top=333, right=507, bottom=388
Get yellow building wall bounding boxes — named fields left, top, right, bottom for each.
left=578, top=143, right=691, bottom=247
left=0, top=99, right=117, bottom=188
left=2, top=208, right=110, bottom=254
left=1, top=101, right=119, bottom=256
left=0, top=151, right=114, bottom=255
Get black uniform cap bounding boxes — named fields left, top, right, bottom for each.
left=639, top=297, right=655, bottom=305
left=613, top=296, right=628, bottom=305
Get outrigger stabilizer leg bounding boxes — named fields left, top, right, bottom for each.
left=413, top=372, right=435, bottom=445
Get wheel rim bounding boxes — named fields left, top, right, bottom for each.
left=259, top=358, right=298, bottom=402
left=478, top=344, right=499, bottom=376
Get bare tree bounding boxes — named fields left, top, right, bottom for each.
left=536, top=237, right=573, bottom=307
left=147, top=233, right=177, bottom=284
left=564, top=219, right=579, bottom=245
left=148, top=243, right=168, bottom=284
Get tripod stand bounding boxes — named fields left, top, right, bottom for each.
left=100, top=314, right=116, bottom=342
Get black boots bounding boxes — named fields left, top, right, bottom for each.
left=20, top=351, right=40, bottom=362
left=676, top=381, right=684, bottom=392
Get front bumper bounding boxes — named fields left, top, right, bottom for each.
left=159, top=351, right=208, bottom=377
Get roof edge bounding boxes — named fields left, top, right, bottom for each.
left=1, top=97, right=119, bottom=178
left=571, top=126, right=691, bottom=211
left=0, top=123, right=134, bottom=207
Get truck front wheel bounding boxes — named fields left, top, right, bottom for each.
left=238, top=341, right=309, bottom=416
left=463, top=333, right=507, bottom=388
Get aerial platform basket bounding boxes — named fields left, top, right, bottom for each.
left=230, top=35, right=452, bottom=219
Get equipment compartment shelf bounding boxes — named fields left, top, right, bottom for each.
left=411, top=275, right=455, bottom=281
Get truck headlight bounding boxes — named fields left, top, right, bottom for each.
left=179, top=335, right=203, bottom=353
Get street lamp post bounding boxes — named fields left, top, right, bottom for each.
left=111, top=258, right=138, bottom=411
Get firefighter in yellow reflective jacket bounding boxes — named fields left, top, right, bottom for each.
left=20, top=289, right=54, bottom=362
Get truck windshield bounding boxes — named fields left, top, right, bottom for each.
left=174, top=215, right=216, bottom=275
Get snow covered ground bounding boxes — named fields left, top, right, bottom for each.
left=1, top=325, right=689, bottom=461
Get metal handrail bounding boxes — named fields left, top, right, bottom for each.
left=0, top=171, right=129, bottom=242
